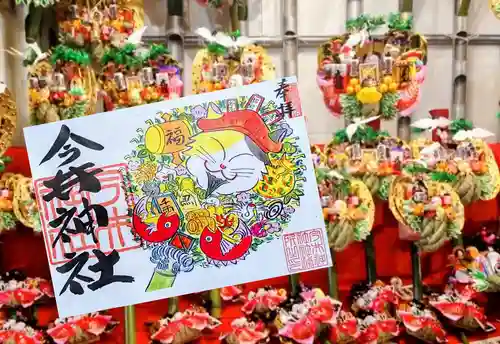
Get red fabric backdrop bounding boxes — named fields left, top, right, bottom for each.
left=1, top=145, right=499, bottom=343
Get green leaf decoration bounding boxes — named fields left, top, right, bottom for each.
left=101, top=43, right=143, bottom=69
left=412, top=127, right=425, bottom=134
left=23, top=48, right=37, bottom=67
left=496, top=111, right=500, bottom=119
left=331, top=126, right=387, bottom=145
left=449, top=119, right=473, bottom=135
left=387, top=12, right=413, bottom=31
left=207, top=42, right=227, bottom=55
left=339, top=94, right=362, bottom=120
left=345, top=14, right=386, bottom=32
left=404, top=163, right=430, bottom=175
left=430, top=171, right=457, bottom=183
left=147, top=44, right=170, bottom=61
left=50, top=45, right=91, bottom=66
left=379, top=92, right=399, bottom=120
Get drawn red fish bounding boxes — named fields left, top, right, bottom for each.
left=200, top=222, right=252, bottom=264
left=132, top=198, right=180, bottom=243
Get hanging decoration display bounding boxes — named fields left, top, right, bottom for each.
left=25, top=43, right=97, bottom=124
left=57, top=0, right=139, bottom=61
left=411, top=119, right=500, bottom=204
left=388, top=163, right=464, bottom=252
left=325, top=117, right=410, bottom=200
left=397, top=302, right=447, bottom=343
left=192, top=28, right=275, bottom=93
left=0, top=275, right=54, bottom=308
left=315, top=167, right=374, bottom=251
left=98, top=34, right=183, bottom=111
left=316, top=13, right=427, bottom=120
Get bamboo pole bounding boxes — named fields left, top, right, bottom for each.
left=124, top=306, right=136, bottom=344
left=452, top=0, right=471, bottom=120
left=397, top=0, right=413, bottom=140
left=282, top=0, right=300, bottom=295
left=410, top=242, right=422, bottom=301
left=165, top=0, right=184, bottom=317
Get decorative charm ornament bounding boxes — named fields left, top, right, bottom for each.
left=317, top=13, right=427, bottom=121
left=192, top=28, right=275, bottom=94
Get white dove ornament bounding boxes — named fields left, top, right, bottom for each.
left=345, top=116, right=380, bottom=140
left=453, top=128, right=494, bottom=141
left=411, top=118, right=451, bottom=131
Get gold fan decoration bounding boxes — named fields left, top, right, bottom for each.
left=0, top=83, right=17, bottom=157
left=192, top=28, right=275, bottom=94
left=13, top=176, right=41, bottom=231
left=388, top=171, right=464, bottom=253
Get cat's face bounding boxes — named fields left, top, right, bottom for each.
left=185, top=130, right=266, bottom=196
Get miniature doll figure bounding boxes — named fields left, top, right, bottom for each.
left=333, top=64, right=347, bottom=91
left=383, top=55, right=393, bottom=75
left=166, top=67, right=183, bottom=98
left=376, top=142, right=389, bottom=161
left=69, top=3, right=79, bottom=20
left=241, top=63, right=254, bottom=85
left=109, top=0, right=118, bottom=19
left=156, top=72, right=170, bottom=98
left=350, top=58, right=360, bottom=77
left=412, top=180, right=428, bottom=203
left=213, top=61, right=228, bottom=90
left=350, top=143, right=363, bottom=161
left=49, top=73, right=66, bottom=104
left=114, top=72, right=127, bottom=91
left=142, top=67, right=154, bottom=86
left=29, top=77, right=39, bottom=90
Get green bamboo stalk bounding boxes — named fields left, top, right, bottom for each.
left=410, top=242, right=422, bottom=301
left=167, top=297, right=179, bottom=317
left=209, top=288, right=222, bottom=318
left=124, top=305, right=136, bottom=344
left=328, top=249, right=338, bottom=299
left=229, top=2, right=240, bottom=32
left=400, top=0, right=413, bottom=13
left=237, top=0, right=248, bottom=21
left=457, top=0, right=471, bottom=16
left=365, top=234, right=377, bottom=284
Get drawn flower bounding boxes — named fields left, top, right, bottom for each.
left=175, top=165, right=188, bottom=176
left=132, top=162, right=157, bottom=184
left=284, top=206, right=295, bottom=215
left=191, top=105, right=208, bottom=120
left=236, top=192, right=251, bottom=203
left=128, top=160, right=141, bottom=171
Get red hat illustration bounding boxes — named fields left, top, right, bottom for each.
left=197, top=109, right=283, bottom=153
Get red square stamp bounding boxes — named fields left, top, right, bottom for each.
left=282, top=228, right=329, bottom=273
left=285, top=83, right=303, bottom=118
left=34, top=163, right=141, bottom=265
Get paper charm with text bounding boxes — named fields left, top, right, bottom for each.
left=24, top=77, right=331, bottom=317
